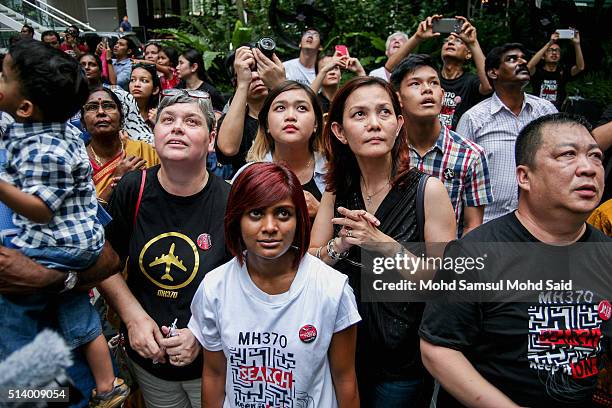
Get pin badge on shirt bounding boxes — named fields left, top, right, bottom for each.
left=299, top=324, right=317, bottom=343
left=197, top=233, right=212, bottom=251
left=598, top=300, right=611, bottom=321
left=443, top=168, right=455, bottom=180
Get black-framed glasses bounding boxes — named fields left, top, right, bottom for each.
left=84, top=101, right=118, bottom=113
left=161, top=89, right=210, bottom=99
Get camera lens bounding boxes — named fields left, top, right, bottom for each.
left=258, top=37, right=276, bottom=52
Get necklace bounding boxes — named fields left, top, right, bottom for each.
left=361, top=178, right=390, bottom=207
left=274, top=153, right=313, bottom=174
left=88, top=140, right=124, bottom=167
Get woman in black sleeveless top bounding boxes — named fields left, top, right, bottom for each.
left=310, top=76, right=456, bottom=407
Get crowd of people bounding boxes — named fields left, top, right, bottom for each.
left=0, top=14, right=610, bottom=408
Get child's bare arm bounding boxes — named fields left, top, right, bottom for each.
left=0, top=180, right=53, bottom=223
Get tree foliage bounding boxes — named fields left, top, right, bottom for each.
left=152, top=0, right=612, bottom=103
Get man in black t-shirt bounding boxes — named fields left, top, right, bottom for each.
left=527, top=31, right=585, bottom=109
left=594, top=109, right=612, bottom=203
left=420, top=113, right=611, bottom=407
left=386, top=15, right=492, bottom=130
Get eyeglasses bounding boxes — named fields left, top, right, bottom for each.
left=84, top=101, right=118, bottom=113
left=161, top=89, right=210, bottom=99
left=443, top=38, right=464, bottom=45
left=546, top=48, right=560, bottom=54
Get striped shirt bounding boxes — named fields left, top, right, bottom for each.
left=457, top=93, right=557, bottom=223
left=409, top=125, right=493, bottom=237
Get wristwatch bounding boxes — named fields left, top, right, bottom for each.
left=59, top=271, right=78, bottom=293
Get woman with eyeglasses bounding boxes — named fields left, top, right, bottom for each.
left=129, top=63, right=161, bottom=130
left=98, top=89, right=231, bottom=408
left=235, top=81, right=326, bottom=221
left=79, top=53, right=154, bottom=145
left=309, top=76, right=456, bottom=407
left=176, top=48, right=225, bottom=112
left=190, top=162, right=361, bottom=407
left=81, top=87, right=159, bottom=204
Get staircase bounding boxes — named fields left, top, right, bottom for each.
left=0, top=0, right=95, bottom=41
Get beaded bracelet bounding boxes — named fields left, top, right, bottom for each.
left=326, top=238, right=349, bottom=260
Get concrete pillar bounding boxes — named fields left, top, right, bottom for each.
left=125, top=0, right=139, bottom=26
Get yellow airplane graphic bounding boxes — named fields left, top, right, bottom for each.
left=149, top=243, right=187, bottom=281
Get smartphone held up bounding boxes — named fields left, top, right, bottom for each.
left=432, top=18, right=463, bottom=34
left=556, top=29, right=576, bottom=40
left=335, top=45, right=349, bottom=58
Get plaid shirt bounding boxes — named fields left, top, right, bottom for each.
left=457, top=93, right=557, bottom=223
left=409, top=125, right=493, bottom=237
left=0, top=120, right=104, bottom=253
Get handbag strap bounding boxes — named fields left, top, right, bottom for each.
left=416, top=174, right=430, bottom=242
left=133, top=169, right=146, bottom=228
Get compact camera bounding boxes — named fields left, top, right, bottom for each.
left=249, top=37, right=276, bottom=71
left=251, top=37, right=276, bottom=59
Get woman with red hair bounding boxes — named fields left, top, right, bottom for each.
left=189, top=162, right=361, bottom=407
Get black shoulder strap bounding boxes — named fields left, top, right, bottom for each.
left=417, top=174, right=430, bottom=242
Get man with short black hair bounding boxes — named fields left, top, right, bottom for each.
left=527, top=30, right=584, bottom=109
left=392, top=54, right=492, bottom=237
left=119, top=15, right=132, bottom=33
left=41, top=30, right=60, bottom=49
left=283, top=28, right=322, bottom=86
left=112, top=37, right=137, bottom=90
left=457, top=43, right=557, bottom=223
left=20, top=24, right=34, bottom=39
left=387, top=15, right=492, bottom=129
left=420, top=113, right=611, bottom=407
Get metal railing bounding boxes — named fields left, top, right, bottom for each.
left=0, top=0, right=95, bottom=33
left=22, top=0, right=94, bottom=31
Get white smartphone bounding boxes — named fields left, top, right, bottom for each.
left=556, top=29, right=575, bottom=39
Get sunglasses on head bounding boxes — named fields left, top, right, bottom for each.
left=133, top=62, right=156, bottom=70
left=161, top=89, right=210, bottom=99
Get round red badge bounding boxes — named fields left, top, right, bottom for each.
left=598, top=300, right=611, bottom=321
left=197, top=233, right=212, bottom=250
left=299, top=324, right=317, bottom=343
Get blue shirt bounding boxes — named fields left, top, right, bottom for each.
left=112, top=58, right=133, bottom=91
